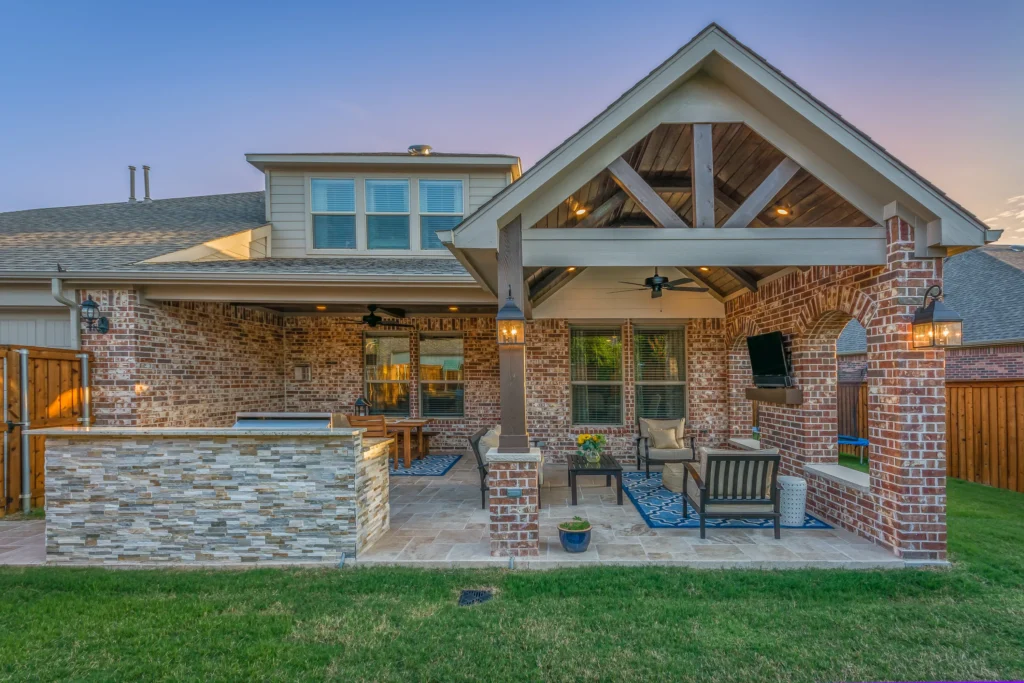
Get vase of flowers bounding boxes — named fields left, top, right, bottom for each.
left=576, top=433, right=607, bottom=463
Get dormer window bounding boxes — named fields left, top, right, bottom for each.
left=311, top=179, right=356, bottom=249
left=366, top=179, right=410, bottom=249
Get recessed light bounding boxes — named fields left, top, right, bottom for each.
left=575, top=208, right=587, bottom=216
left=699, top=267, right=710, bottom=272
left=566, top=266, right=577, bottom=272
left=775, top=207, right=790, bottom=216
left=315, top=305, right=327, bottom=311
left=448, top=306, right=459, bottom=312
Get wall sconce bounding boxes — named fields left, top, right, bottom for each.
left=495, top=287, right=525, bottom=346
left=354, top=396, right=371, bottom=416
left=913, top=285, right=963, bottom=348
left=80, top=295, right=109, bottom=333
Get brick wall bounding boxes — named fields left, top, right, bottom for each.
left=487, top=458, right=540, bottom=557
left=838, top=354, right=868, bottom=383
left=725, top=217, right=948, bottom=561
left=839, top=345, right=1024, bottom=383
left=83, top=290, right=285, bottom=427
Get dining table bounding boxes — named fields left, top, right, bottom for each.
left=385, top=417, right=433, bottom=469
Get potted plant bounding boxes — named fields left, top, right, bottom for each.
left=557, top=516, right=593, bottom=553
left=576, top=433, right=607, bottom=463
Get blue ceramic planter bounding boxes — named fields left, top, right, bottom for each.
left=558, top=526, right=592, bottom=553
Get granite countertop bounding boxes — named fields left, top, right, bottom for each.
left=28, top=426, right=368, bottom=437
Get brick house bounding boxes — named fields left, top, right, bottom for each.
left=838, top=245, right=1024, bottom=382
left=0, top=25, right=1003, bottom=562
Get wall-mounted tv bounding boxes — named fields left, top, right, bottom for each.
left=746, top=332, right=792, bottom=388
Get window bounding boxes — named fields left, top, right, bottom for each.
left=310, top=179, right=356, bottom=249
left=570, top=327, right=623, bottom=425
left=366, top=179, right=410, bottom=249
left=419, top=180, right=463, bottom=250
left=419, top=335, right=464, bottom=417
left=634, top=328, right=687, bottom=419
left=364, top=334, right=410, bottom=416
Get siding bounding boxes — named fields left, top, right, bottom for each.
left=267, top=169, right=510, bottom=258
left=0, top=310, right=74, bottom=348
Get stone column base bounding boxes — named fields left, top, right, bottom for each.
left=486, top=448, right=541, bottom=557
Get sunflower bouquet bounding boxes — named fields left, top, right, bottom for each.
left=576, top=433, right=607, bottom=462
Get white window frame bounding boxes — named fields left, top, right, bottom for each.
left=303, top=172, right=467, bottom=256
left=309, top=178, right=357, bottom=250
left=418, top=179, right=465, bottom=251
left=365, top=178, right=411, bottom=251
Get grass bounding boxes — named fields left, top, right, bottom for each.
left=0, top=481, right=1022, bottom=682
left=838, top=451, right=869, bottom=473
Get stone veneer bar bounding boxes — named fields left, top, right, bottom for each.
left=31, top=427, right=391, bottom=566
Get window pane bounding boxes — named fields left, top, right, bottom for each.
left=311, top=179, right=355, bottom=213
left=572, top=385, right=622, bottom=425
left=570, top=328, right=622, bottom=381
left=635, top=328, right=686, bottom=381
left=364, top=335, right=410, bottom=380
left=419, top=337, right=463, bottom=380
left=421, top=383, right=464, bottom=417
left=366, top=179, right=409, bottom=213
left=367, top=382, right=409, bottom=416
left=419, top=180, right=463, bottom=214
left=367, top=215, right=410, bottom=249
left=313, top=215, right=356, bottom=249
left=636, top=385, right=686, bottom=420
left=420, top=215, right=461, bottom=250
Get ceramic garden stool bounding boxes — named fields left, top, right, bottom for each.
left=778, top=476, right=807, bottom=526
left=661, top=462, right=686, bottom=493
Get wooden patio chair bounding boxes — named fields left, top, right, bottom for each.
left=345, top=414, right=399, bottom=467
left=682, top=447, right=782, bottom=539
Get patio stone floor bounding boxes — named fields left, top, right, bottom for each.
left=0, top=520, right=46, bottom=565
left=356, top=456, right=905, bottom=569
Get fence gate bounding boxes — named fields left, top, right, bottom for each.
left=2, top=346, right=91, bottom=516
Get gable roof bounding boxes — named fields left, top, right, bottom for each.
left=450, top=23, right=993, bottom=252
left=0, top=192, right=267, bottom=272
left=837, top=246, right=1024, bottom=352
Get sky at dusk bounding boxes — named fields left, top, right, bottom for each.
left=1, top=0, right=1022, bottom=242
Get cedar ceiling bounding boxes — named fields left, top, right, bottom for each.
left=528, top=122, right=878, bottom=298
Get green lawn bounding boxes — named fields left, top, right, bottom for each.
left=1, top=480, right=1022, bottom=682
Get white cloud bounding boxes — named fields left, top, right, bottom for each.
left=1007, top=195, right=1024, bottom=204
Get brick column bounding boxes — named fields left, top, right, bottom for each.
left=867, top=217, right=947, bottom=561
left=486, top=449, right=541, bottom=557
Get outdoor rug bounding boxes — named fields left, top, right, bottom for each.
left=622, top=471, right=832, bottom=530
left=389, top=454, right=462, bottom=476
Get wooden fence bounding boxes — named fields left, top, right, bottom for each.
left=947, top=380, right=1024, bottom=493
left=2, top=346, right=90, bottom=516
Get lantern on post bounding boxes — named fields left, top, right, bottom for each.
left=495, top=287, right=525, bottom=346
left=912, top=285, right=963, bottom=348
left=354, top=396, right=371, bottom=416
left=80, top=295, right=109, bottom=334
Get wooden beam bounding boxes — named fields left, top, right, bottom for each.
left=606, top=157, right=688, bottom=229
left=722, top=158, right=801, bottom=228
left=691, top=124, right=715, bottom=228
left=497, top=215, right=529, bottom=452
left=530, top=267, right=586, bottom=308
left=521, top=227, right=887, bottom=268
left=677, top=267, right=726, bottom=303
left=646, top=176, right=767, bottom=228
left=498, top=216, right=525, bottom=309
left=576, top=192, right=626, bottom=229
left=722, top=267, right=759, bottom=292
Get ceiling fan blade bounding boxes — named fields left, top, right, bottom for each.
left=664, top=277, right=694, bottom=287
left=617, top=281, right=648, bottom=287
left=377, top=306, right=406, bottom=318
left=665, top=285, right=709, bottom=292
left=607, top=287, right=648, bottom=294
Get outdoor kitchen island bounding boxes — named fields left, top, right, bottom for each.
left=30, top=426, right=393, bottom=566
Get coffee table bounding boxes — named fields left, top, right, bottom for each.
left=568, top=452, right=623, bottom=506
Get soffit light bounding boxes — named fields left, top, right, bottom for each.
left=699, top=267, right=711, bottom=272
left=315, top=305, right=327, bottom=311
left=775, top=207, right=790, bottom=216
left=912, top=285, right=963, bottom=349
left=448, top=306, right=459, bottom=312
left=575, top=208, right=587, bottom=216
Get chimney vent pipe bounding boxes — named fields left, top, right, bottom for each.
left=128, top=166, right=137, bottom=203
left=143, top=165, right=151, bottom=202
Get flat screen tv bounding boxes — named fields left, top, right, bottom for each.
left=746, top=332, right=792, bottom=387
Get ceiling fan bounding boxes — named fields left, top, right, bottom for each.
left=362, top=304, right=413, bottom=328
left=610, top=268, right=709, bottom=299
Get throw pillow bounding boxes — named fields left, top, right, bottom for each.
left=650, top=427, right=680, bottom=450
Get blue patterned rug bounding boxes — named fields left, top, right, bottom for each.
left=390, top=454, right=462, bottom=476
left=621, top=471, right=832, bottom=530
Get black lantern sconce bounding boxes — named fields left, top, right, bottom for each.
left=912, top=285, right=963, bottom=349
left=80, top=295, right=109, bottom=334
left=354, top=396, right=371, bottom=417
left=495, top=287, right=525, bottom=346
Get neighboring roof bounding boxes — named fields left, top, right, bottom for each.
left=451, top=23, right=992, bottom=252
left=0, top=192, right=267, bottom=272
left=246, top=152, right=522, bottom=176
left=837, top=245, right=1024, bottom=352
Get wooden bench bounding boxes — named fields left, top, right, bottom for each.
left=418, top=430, right=441, bottom=456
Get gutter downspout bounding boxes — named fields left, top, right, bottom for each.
left=51, top=278, right=80, bottom=350
left=17, top=350, right=29, bottom=513
left=76, top=353, right=90, bottom=426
